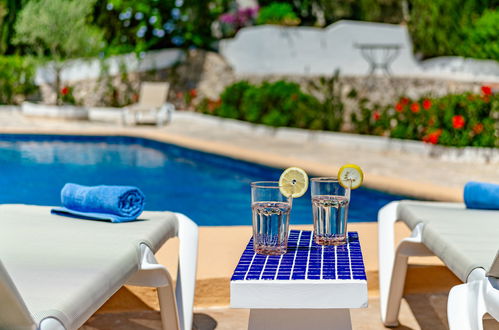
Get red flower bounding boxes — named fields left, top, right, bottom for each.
left=400, top=97, right=410, bottom=105
left=372, top=111, right=381, bottom=121
left=452, top=115, right=466, bottom=129
left=190, top=89, right=197, bottom=98
left=423, top=129, right=442, bottom=145
left=473, top=123, right=484, bottom=134
left=422, top=99, right=432, bottom=110
left=410, top=103, right=420, bottom=113
left=176, top=92, right=184, bottom=99
left=61, top=87, right=69, bottom=95
left=395, top=103, right=404, bottom=112
left=427, top=133, right=439, bottom=144
left=481, top=85, right=492, bottom=96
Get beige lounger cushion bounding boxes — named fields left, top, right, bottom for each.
left=0, top=204, right=178, bottom=330
left=397, top=201, right=499, bottom=282
left=397, top=200, right=466, bottom=229
left=0, top=261, right=35, bottom=330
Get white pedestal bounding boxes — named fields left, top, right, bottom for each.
left=248, top=308, right=352, bottom=330
left=230, top=231, right=368, bottom=330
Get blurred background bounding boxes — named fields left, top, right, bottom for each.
left=0, top=0, right=497, bottom=149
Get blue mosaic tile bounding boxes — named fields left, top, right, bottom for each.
left=230, top=230, right=367, bottom=282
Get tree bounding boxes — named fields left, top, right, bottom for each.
left=0, top=0, right=29, bottom=55
left=14, top=0, right=103, bottom=104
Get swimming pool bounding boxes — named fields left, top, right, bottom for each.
left=0, top=134, right=407, bottom=225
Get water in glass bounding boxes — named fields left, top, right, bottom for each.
left=252, top=201, right=291, bottom=255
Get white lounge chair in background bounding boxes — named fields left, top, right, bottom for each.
left=378, top=200, right=499, bottom=330
left=0, top=204, right=198, bottom=330
left=123, top=82, right=174, bottom=126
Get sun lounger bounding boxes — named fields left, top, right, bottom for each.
left=0, top=204, right=198, bottom=330
left=123, top=82, right=174, bottom=126
left=378, top=200, right=499, bottom=329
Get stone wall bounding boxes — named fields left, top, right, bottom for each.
left=40, top=49, right=489, bottom=109
left=165, top=50, right=485, bottom=106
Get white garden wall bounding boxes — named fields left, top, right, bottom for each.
left=35, top=48, right=185, bottom=85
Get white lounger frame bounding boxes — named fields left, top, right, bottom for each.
left=38, top=212, right=198, bottom=330
left=378, top=201, right=499, bottom=330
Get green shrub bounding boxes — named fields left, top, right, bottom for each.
left=461, top=10, right=499, bottom=60
left=217, top=81, right=253, bottom=119
left=307, top=72, right=346, bottom=131
left=350, top=97, right=391, bottom=136
left=0, top=56, right=36, bottom=104
left=256, top=3, right=300, bottom=26
left=408, top=0, right=489, bottom=58
left=239, top=80, right=319, bottom=127
left=199, top=79, right=325, bottom=129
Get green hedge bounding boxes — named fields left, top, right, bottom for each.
left=460, top=9, right=499, bottom=60
left=198, top=79, right=498, bottom=148
left=198, top=80, right=341, bottom=129
left=0, top=56, right=36, bottom=104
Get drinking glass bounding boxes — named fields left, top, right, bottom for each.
left=251, top=181, right=292, bottom=255
left=311, top=177, right=351, bottom=245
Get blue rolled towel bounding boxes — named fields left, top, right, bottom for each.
left=51, top=183, right=145, bottom=222
left=464, top=181, right=499, bottom=210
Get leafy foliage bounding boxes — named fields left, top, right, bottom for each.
left=14, top=0, right=103, bottom=61
left=460, top=9, right=499, bottom=60
left=350, top=88, right=498, bottom=148
left=0, top=55, right=36, bottom=104
left=408, top=0, right=491, bottom=58
left=216, top=81, right=253, bottom=119
left=197, top=79, right=347, bottom=130
left=307, top=71, right=345, bottom=131
left=0, top=0, right=28, bottom=55
left=200, top=79, right=498, bottom=148
left=256, top=3, right=300, bottom=26
left=94, top=0, right=231, bottom=54
left=256, top=0, right=403, bottom=26
left=14, top=0, right=103, bottom=103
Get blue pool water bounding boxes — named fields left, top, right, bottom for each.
left=0, top=134, right=407, bottom=226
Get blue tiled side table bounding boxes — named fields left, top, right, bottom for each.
left=230, top=230, right=368, bottom=330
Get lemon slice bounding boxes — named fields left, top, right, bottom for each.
left=279, top=167, right=309, bottom=198
left=338, top=164, right=364, bottom=189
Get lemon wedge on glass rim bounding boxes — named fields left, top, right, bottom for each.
left=338, top=164, right=364, bottom=189
left=279, top=167, right=309, bottom=198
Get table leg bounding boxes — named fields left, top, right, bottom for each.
left=248, top=308, right=352, bottom=330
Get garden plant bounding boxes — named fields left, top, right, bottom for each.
left=198, top=80, right=498, bottom=148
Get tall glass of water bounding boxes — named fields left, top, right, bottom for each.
left=251, top=181, right=292, bottom=255
left=311, top=177, right=351, bottom=245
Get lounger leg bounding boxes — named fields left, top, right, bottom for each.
left=39, top=317, right=66, bottom=330
left=378, top=202, right=433, bottom=327
left=157, top=284, right=181, bottom=330
left=448, top=268, right=496, bottom=330
left=378, top=201, right=400, bottom=326
left=127, top=245, right=180, bottom=330
left=174, top=213, right=199, bottom=330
